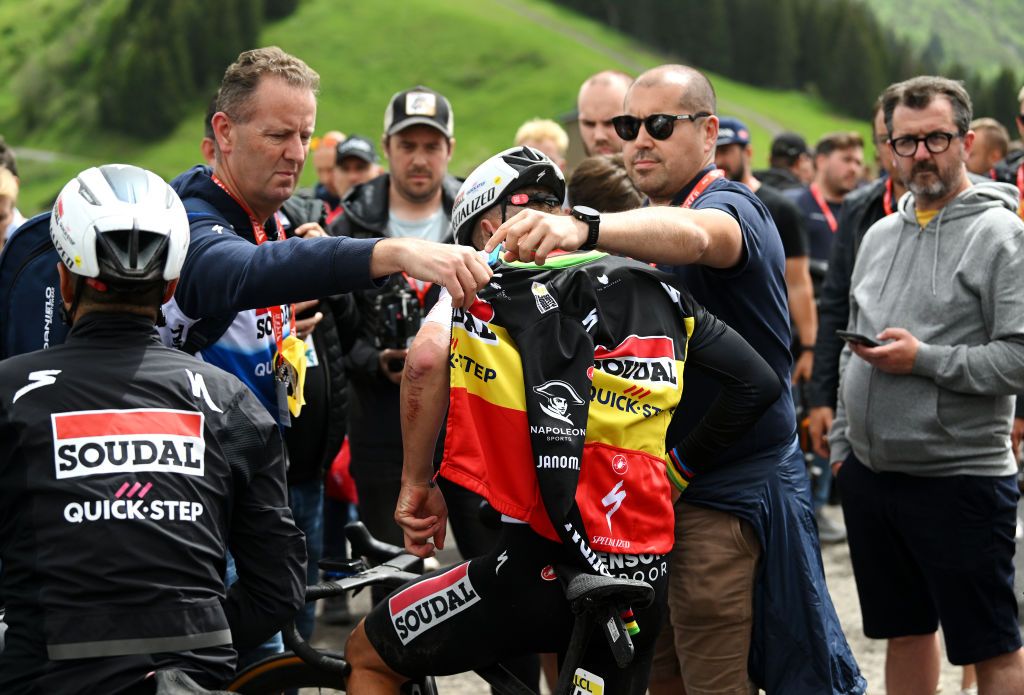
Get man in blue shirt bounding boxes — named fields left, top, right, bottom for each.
left=487, top=64, right=864, bottom=695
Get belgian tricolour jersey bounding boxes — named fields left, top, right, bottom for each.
left=442, top=250, right=702, bottom=561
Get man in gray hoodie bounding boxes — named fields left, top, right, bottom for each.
left=830, top=75, right=1024, bottom=695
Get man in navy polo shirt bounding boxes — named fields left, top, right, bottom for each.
left=487, top=64, right=864, bottom=695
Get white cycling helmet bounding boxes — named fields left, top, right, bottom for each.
left=50, top=164, right=189, bottom=285
left=452, top=146, right=565, bottom=246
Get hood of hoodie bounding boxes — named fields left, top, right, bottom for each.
left=170, top=165, right=283, bottom=245
left=339, top=172, right=463, bottom=238
left=835, top=179, right=1024, bottom=475
left=880, top=180, right=1020, bottom=296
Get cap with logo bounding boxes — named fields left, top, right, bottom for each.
left=383, top=86, right=454, bottom=138
left=716, top=117, right=751, bottom=148
left=335, top=135, right=379, bottom=165
left=770, top=132, right=811, bottom=159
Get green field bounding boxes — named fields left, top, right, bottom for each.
left=860, top=0, right=1024, bottom=76
left=2, top=0, right=873, bottom=216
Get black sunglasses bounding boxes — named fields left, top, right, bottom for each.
left=611, top=112, right=712, bottom=141
left=500, top=192, right=562, bottom=222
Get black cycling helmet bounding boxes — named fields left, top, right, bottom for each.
left=451, top=146, right=566, bottom=246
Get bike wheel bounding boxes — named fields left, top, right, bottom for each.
left=225, top=650, right=346, bottom=693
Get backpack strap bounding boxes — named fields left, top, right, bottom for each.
left=176, top=198, right=237, bottom=355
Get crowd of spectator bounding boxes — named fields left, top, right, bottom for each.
left=3, top=44, right=1024, bottom=695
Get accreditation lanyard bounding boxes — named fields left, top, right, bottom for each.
left=809, top=183, right=839, bottom=232
left=679, top=168, right=725, bottom=209
left=1017, top=165, right=1024, bottom=221
left=883, top=178, right=894, bottom=216
left=210, top=174, right=296, bottom=364
left=402, top=273, right=433, bottom=308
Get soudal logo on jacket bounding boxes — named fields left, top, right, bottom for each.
left=51, top=408, right=205, bottom=479
left=593, top=335, right=677, bottom=386
left=389, top=562, right=480, bottom=645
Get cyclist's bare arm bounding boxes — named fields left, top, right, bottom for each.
left=395, top=297, right=453, bottom=557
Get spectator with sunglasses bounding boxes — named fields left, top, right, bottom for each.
left=830, top=75, right=1024, bottom=695
left=487, top=64, right=863, bottom=695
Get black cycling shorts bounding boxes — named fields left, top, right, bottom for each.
left=364, top=523, right=668, bottom=694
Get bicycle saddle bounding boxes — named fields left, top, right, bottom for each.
left=558, top=566, right=655, bottom=612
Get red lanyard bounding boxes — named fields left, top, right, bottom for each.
left=210, top=173, right=295, bottom=353
left=1017, top=164, right=1024, bottom=220
left=679, top=169, right=725, bottom=209
left=883, top=178, right=894, bottom=216
left=809, top=183, right=839, bottom=233
left=402, top=273, right=433, bottom=307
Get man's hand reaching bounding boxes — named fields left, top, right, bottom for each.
left=370, top=238, right=492, bottom=309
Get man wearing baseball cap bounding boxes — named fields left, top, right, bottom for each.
left=329, top=86, right=501, bottom=593
left=755, top=131, right=815, bottom=191
left=328, top=135, right=383, bottom=223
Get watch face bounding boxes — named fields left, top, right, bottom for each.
left=573, top=205, right=599, bottom=219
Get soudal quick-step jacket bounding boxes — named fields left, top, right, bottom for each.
left=441, top=250, right=781, bottom=573
left=0, top=313, right=306, bottom=693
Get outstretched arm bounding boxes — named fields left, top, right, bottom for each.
left=396, top=299, right=453, bottom=557
left=484, top=206, right=743, bottom=268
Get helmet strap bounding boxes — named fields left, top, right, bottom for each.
left=60, top=276, right=87, bottom=327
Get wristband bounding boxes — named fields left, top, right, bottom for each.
left=666, top=447, right=695, bottom=492
left=799, top=344, right=815, bottom=353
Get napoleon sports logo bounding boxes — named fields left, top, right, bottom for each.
left=593, top=335, right=678, bottom=387
left=51, top=408, right=205, bottom=479
left=389, top=562, right=480, bottom=645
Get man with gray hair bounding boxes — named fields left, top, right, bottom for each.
left=831, top=75, right=1024, bottom=693
left=161, top=47, right=491, bottom=664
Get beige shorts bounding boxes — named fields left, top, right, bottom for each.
left=651, top=502, right=761, bottom=694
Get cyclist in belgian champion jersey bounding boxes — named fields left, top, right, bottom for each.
left=0, top=165, right=306, bottom=693
left=343, top=147, right=783, bottom=694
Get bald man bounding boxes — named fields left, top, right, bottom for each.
left=487, top=64, right=863, bottom=695
left=577, top=70, right=632, bottom=156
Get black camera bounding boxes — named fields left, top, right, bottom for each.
left=372, top=285, right=424, bottom=370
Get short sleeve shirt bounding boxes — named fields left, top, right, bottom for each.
left=661, top=167, right=795, bottom=499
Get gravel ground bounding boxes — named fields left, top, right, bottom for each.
left=309, top=503, right=1023, bottom=694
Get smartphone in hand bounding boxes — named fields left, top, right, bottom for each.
left=836, top=330, right=882, bottom=348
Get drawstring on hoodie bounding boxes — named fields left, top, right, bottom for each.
left=930, top=204, right=950, bottom=296
left=878, top=197, right=953, bottom=300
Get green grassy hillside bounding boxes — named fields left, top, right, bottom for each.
left=2, top=0, right=872, bottom=216
left=860, top=0, right=1024, bottom=75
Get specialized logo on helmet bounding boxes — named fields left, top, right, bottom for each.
left=451, top=186, right=497, bottom=236
left=533, top=380, right=585, bottom=425
left=593, top=336, right=677, bottom=386
left=52, top=408, right=205, bottom=479
left=389, top=562, right=480, bottom=645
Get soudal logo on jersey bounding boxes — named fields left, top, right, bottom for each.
left=51, top=409, right=205, bottom=479
left=593, top=336, right=678, bottom=386
left=389, top=562, right=480, bottom=645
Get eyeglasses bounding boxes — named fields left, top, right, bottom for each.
left=611, top=112, right=712, bottom=141
left=890, top=131, right=960, bottom=157
left=500, top=192, right=562, bottom=222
